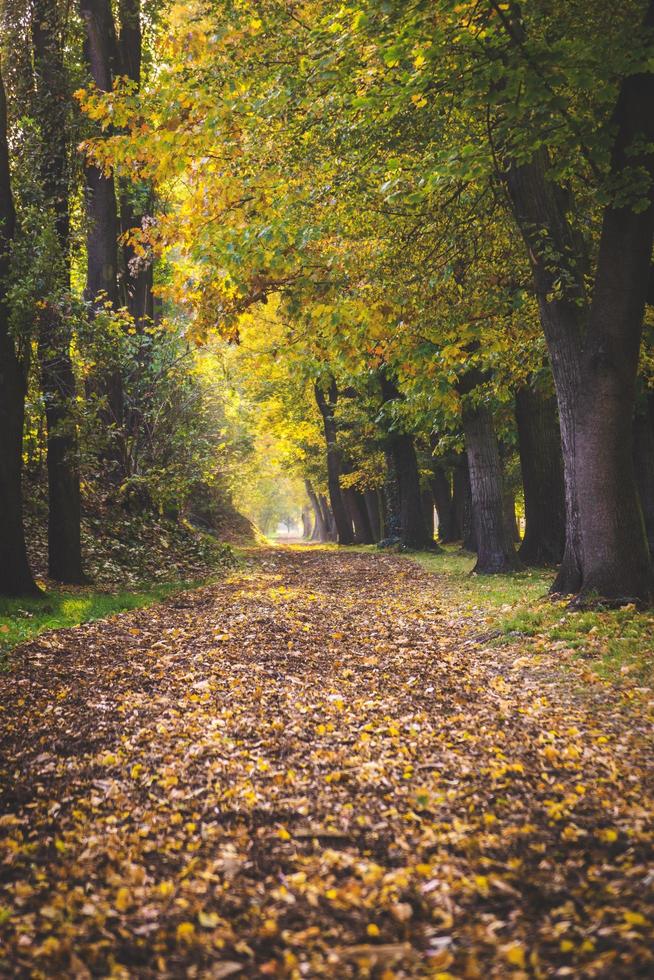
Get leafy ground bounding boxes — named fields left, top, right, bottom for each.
left=0, top=585, right=201, bottom=668
left=410, top=549, right=654, bottom=692
left=0, top=547, right=653, bottom=978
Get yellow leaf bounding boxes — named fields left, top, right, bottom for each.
left=366, top=923, right=380, bottom=937
left=115, top=887, right=131, bottom=912
left=624, top=911, right=646, bottom=926
left=503, top=942, right=526, bottom=968
left=176, top=921, right=196, bottom=943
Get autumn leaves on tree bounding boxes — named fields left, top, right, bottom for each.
left=2, top=0, right=654, bottom=603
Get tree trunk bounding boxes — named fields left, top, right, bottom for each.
left=305, top=480, right=327, bottom=542
left=80, top=0, right=124, bottom=468
left=503, top=489, right=520, bottom=544
left=430, top=462, right=458, bottom=542
left=379, top=371, right=436, bottom=550
left=515, top=386, right=566, bottom=566
left=422, top=489, right=435, bottom=542
left=314, top=380, right=354, bottom=545
left=117, top=0, right=154, bottom=326
left=462, top=403, right=520, bottom=573
left=0, top=64, right=39, bottom=596
left=391, top=431, right=434, bottom=549
left=453, top=453, right=475, bottom=550
left=350, top=488, right=375, bottom=543
left=301, top=506, right=312, bottom=539
left=364, top=489, right=382, bottom=542
left=502, top=3, right=654, bottom=601
left=318, top=494, right=336, bottom=541
left=633, top=396, right=654, bottom=557
left=32, top=0, right=86, bottom=583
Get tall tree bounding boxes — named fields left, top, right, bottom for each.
left=314, top=379, right=354, bottom=545
left=31, top=0, right=86, bottom=583
left=500, top=1, right=654, bottom=601
left=515, top=384, right=566, bottom=566
left=0, top=61, right=38, bottom=596
left=79, top=0, right=123, bottom=470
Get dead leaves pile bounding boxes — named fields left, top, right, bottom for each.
left=1, top=548, right=653, bottom=978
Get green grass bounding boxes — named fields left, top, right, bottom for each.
left=0, top=581, right=199, bottom=668
left=406, top=546, right=654, bottom=691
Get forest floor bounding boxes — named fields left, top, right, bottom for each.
left=0, top=546, right=653, bottom=979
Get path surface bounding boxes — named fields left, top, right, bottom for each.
left=1, top=548, right=653, bottom=978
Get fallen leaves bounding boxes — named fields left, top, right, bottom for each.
left=0, top=547, right=653, bottom=977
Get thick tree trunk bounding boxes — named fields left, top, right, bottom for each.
left=503, top=4, right=654, bottom=601
left=391, top=431, right=435, bottom=549
left=32, top=0, right=86, bottom=583
left=453, top=453, right=475, bottom=551
left=301, top=507, right=312, bottom=539
left=0, top=65, right=38, bottom=596
left=633, top=397, right=654, bottom=556
left=515, top=386, right=566, bottom=566
left=463, top=404, right=520, bottom=573
left=314, top=380, right=354, bottom=545
left=379, top=372, right=436, bottom=550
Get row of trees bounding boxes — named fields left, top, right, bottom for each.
left=0, top=0, right=236, bottom=597
left=82, top=0, right=654, bottom=602
left=2, top=1, right=654, bottom=604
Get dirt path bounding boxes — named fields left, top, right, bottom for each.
left=1, top=548, right=653, bottom=978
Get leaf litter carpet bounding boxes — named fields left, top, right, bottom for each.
left=1, top=548, right=653, bottom=978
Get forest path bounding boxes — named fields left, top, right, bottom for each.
left=1, top=547, right=652, bottom=978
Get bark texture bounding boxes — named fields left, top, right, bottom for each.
left=515, top=386, right=566, bottom=566
left=503, top=1, right=654, bottom=601
left=305, top=480, right=328, bottom=542
left=314, top=380, right=354, bottom=545
left=633, top=396, right=654, bottom=556
left=453, top=454, right=475, bottom=551
left=462, top=403, right=520, bottom=574
left=380, top=373, right=436, bottom=550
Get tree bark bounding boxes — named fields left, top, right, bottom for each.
left=32, top=0, right=86, bottom=583
left=0, top=63, right=39, bottom=596
left=343, top=487, right=374, bottom=544
left=318, top=494, right=336, bottom=541
left=430, top=462, right=459, bottom=542
left=364, top=489, right=382, bottom=542
left=80, top=0, right=124, bottom=470
left=305, top=480, right=327, bottom=541
left=462, top=403, right=520, bottom=573
left=117, top=0, right=154, bottom=326
left=314, top=380, right=354, bottom=545
left=515, top=386, right=566, bottom=566
left=633, top=395, right=654, bottom=557
left=502, top=2, right=654, bottom=601
left=379, top=372, right=436, bottom=550
left=452, top=453, right=473, bottom=549
left=422, top=489, right=435, bottom=542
